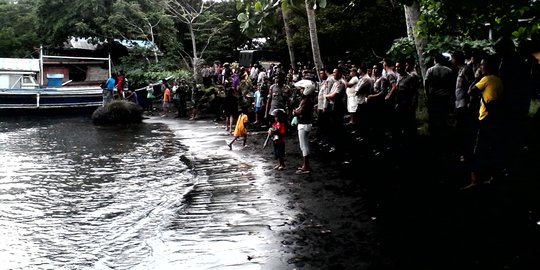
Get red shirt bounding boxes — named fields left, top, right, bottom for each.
left=116, top=75, right=124, bottom=90
left=272, top=121, right=286, bottom=143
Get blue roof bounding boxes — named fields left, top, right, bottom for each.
left=114, top=39, right=158, bottom=50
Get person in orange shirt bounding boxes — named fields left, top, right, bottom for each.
left=161, top=81, right=172, bottom=117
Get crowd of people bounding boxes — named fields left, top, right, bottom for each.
left=205, top=37, right=539, bottom=187
left=102, top=72, right=135, bottom=105
left=102, top=37, right=540, bottom=186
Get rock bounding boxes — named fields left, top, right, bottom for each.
left=92, top=100, right=144, bottom=125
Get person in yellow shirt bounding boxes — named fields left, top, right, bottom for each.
left=463, top=56, right=504, bottom=189
left=227, top=106, right=249, bottom=150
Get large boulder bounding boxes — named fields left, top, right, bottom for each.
left=92, top=100, right=144, bottom=125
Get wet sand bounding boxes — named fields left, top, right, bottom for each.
left=154, top=115, right=540, bottom=270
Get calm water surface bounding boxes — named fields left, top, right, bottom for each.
left=0, top=116, right=292, bottom=270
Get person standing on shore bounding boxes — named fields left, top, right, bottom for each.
left=190, top=81, right=201, bottom=120
left=324, top=68, right=346, bottom=153
left=463, top=55, right=504, bottom=190
left=146, top=81, right=156, bottom=112
left=269, top=109, right=287, bottom=170
left=265, top=74, right=290, bottom=126
left=293, top=80, right=315, bottom=174
left=227, top=106, right=249, bottom=150
left=161, top=81, right=172, bottom=117
left=253, top=85, right=263, bottom=125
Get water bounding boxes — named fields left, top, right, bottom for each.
left=0, top=116, right=294, bottom=270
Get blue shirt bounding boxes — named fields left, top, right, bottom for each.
left=254, top=90, right=261, bottom=107
left=105, top=77, right=115, bottom=91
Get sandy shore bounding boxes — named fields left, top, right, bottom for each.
left=158, top=113, right=540, bottom=270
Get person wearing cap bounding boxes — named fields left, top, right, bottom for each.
left=269, top=108, right=287, bottom=170
left=221, top=62, right=232, bottom=85
left=293, top=79, right=316, bottom=174
left=265, top=74, right=290, bottom=125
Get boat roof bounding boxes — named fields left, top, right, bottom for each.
left=0, top=58, right=40, bottom=72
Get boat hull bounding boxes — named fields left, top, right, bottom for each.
left=0, top=87, right=103, bottom=111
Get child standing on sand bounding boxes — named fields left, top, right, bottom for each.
left=269, top=109, right=287, bottom=170
left=227, top=106, right=249, bottom=150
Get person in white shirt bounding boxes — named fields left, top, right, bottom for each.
left=345, top=68, right=359, bottom=125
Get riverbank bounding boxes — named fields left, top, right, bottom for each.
left=160, top=114, right=540, bottom=270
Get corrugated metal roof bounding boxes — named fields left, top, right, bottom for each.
left=114, top=39, right=157, bottom=50
left=0, top=58, right=40, bottom=72
left=65, top=37, right=100, bottom=50
left=63, top=37, right=158, bottom=51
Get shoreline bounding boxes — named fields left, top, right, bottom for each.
left=160, top=114, right=540, bottom=269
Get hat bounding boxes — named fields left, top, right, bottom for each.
left=271, top=108, right=286, bottom=116
left=294, top=79, right=316, bottom=96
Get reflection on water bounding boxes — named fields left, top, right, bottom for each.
left=0, top=116, right=290, bottom=269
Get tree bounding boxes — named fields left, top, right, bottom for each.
left=304, top=0, right=324, bottom=73
left=403, top=0, right=426, bottom=81
left=416, top=0, right=540, bottom=41
left=237, top=0, right=297, bottom=69
left=110, top=0, right=174, bottom=63
left=390, top=0, right=539, bottom=84
left=281, top=1, right=297, bottom=70
left=0, top=0, right=39, bottom=57
left=36, top=0, right=112, bottom=47
left=237, top=0, right=326, bottom=72
left=162, top=0, right=231, bottom=81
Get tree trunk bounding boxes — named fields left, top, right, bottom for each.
left=148, top=22, right=159, bottom=63
left=404, top=1, right=427, bottom=85
left=305, top=0, right=324, bottom=73
left=189, top=23, right=199, bottom=81
left=281, top=6, right=296, bottom=71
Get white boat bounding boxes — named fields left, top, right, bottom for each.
left=0, top=48, right=111, bottom=112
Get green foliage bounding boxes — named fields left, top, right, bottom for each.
left=386, top=37, right=416, bottom=61
left=36, top=0, right=111, bottom=46
left=0, top=0, right=39, bottom=57
left=291, top=0, right=406, bottom=66
left=390, top=35, right=492, bottom=65
left=424, top=36, right=492, bottom=57
left=236, top=0, right=280, bottom=38
left=109, top=0, right=175, bottom=50
left=123, top=64, right=192, bottom=88
left=204, top=1, right=249, bottom=62
left=418, top=0, right=540, bottom=41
